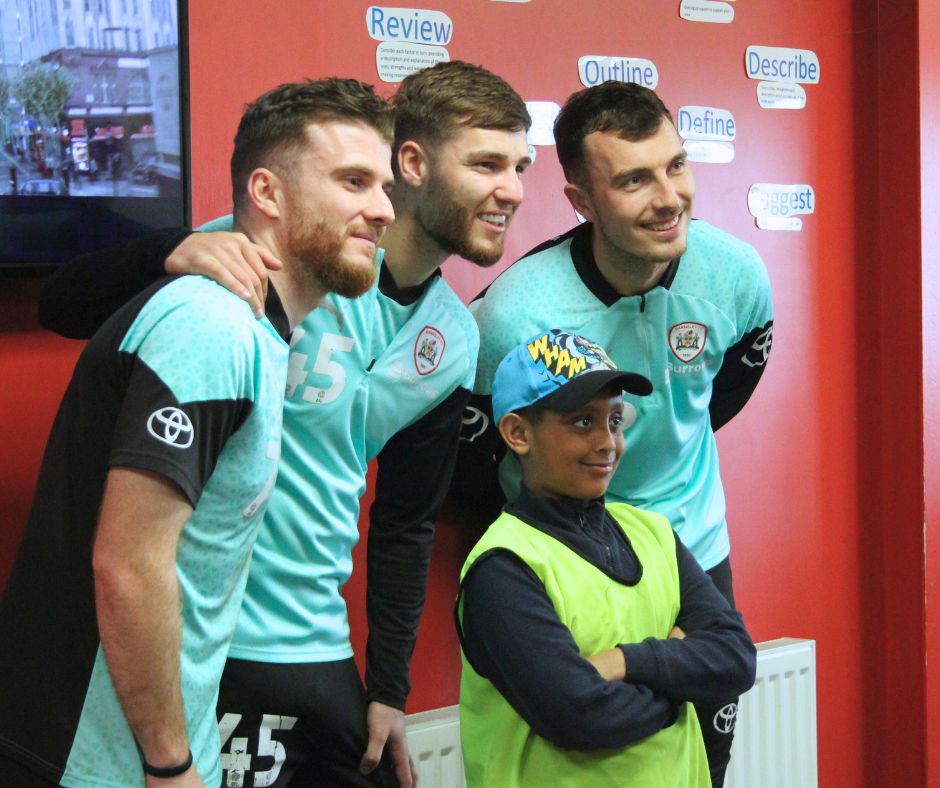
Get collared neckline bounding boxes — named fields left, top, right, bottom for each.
left=263, top=283, right=291, bottom=342
left=378, top=260, right=441, bottom=306
left=569, top=221, right=682, bottom=307
left=506, top=484, right=642, bottom=585
left=510, top=484, right=609, bottom=536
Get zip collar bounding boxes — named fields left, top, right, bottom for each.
left=569, top=221, right=682, bottom=307
left=506, top=485, right=642, bottom=585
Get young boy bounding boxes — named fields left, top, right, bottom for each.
left=456, top=329, right=757, bottom=787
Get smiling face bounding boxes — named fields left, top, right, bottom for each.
left=282, top=119, right=395, bottom=297
left=568, top=119, right=694, bottom=269
left=514, top=389, right=626, bottom=501
left=415, top=126, right=531, bottom=266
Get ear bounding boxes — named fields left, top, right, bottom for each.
left=498, top=413, right=531, bottom=457
left=246, top=167, right=283, bottom=220
left=563, top=181, right=596, bottom=224
left=396, top=140, right=430, bottom=188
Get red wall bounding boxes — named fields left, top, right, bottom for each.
left=868, top=1, right=925, bottom=783
left=918, top=0, right=940, bottom=783
left=1, top=2, right=937, bottom=785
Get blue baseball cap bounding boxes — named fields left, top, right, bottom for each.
left=491, top=329, right=653, bottom=423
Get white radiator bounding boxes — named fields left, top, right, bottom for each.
left=405, top=705, right=467, bottom=788
left=725, top=637, right=817, bottom=788
left=406, top=637, right=817, bottom=788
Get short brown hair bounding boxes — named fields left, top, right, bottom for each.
left=231, top=78, right=394, bottom=217
left=392, top=61, right=530, bottom=170
left=554, top=81, right=673, bottom=185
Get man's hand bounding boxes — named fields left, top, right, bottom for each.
left=145, top=765, right=205, bottom=788
left=669, top=625, right=686, bottom=640
left=586, top=647, right=627, bottom=682
left=165, top=231, right=282, bottom=319
left=359, top=701, right=417, bottom=787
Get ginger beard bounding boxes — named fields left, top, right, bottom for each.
left=285, top=205, right=378, bottom=299
left=415, top=168, right=507, bottom=267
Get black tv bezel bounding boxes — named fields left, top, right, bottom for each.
left=0, top=0, right=191, bottom=274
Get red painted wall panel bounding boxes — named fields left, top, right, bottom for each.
left=919, top=1, right=940, bottom=783
left=3, top=1, right=936, bottom=785
left=870, top=2, right=926, bottom=785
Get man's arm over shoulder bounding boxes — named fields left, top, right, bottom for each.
left=39, top=226, right=281, bottom=338
left=617, top=534, right=757, bottom=704
left=39, top=228, right=193, bottom=338
left=459, top=552, right=678, bottom=751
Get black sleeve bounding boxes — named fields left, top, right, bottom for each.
left=709, top=320, right=773, bottom=431
left=458, top=551, right=678, bottom=750
left=38, top=227, right=193, bottom=338
left=110, top=356, right=252, bottom=508
left=363, top=385, right=471, bottom=709
left=617, top=534, right=757, bottom=704
left=446, top=391, right=508, bottom=523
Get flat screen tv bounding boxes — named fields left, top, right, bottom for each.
left=0, top=0, right=189, bottom=270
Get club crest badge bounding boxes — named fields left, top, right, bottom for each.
left=669, top=322, right=707, bottom=362
left=414, top=326, right=445, bottom=375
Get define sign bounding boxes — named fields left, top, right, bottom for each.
left=677, top=106, right=736, bottom=141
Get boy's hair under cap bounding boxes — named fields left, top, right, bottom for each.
left=492, top=329, right=653, bottom=423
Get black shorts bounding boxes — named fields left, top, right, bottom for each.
left=0, top=754, right=60, bottom=787
left=217, top=657, right=399, bottom=788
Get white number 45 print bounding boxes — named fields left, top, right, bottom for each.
left=286, top=330, right=355, bottom=405
left=219, top=712, right=298, bottom=787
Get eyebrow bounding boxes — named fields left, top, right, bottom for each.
left=335, top=164, right=391, bottom=178
left=609, top=152, right=687, bottom=187
left=468, top=150, right=533, bottom=166
left=610, top=167, right=649, bottom=187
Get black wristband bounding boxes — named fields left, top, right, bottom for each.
left=142, top=749, right=193, bottom=778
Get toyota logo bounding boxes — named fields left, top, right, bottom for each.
left=460, top=406, right=489, bottom=443
left=147, top=407, right=194, bottom=448
left=713, top=702, right=738, bottom=735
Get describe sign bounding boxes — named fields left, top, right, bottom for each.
left=578, top=55, right=658, bottom=88
left=748, top=183, right=815, bottom=231
left=745, top=45, right=820, bottom=84
left=680, top=0, right=734, bottom=24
